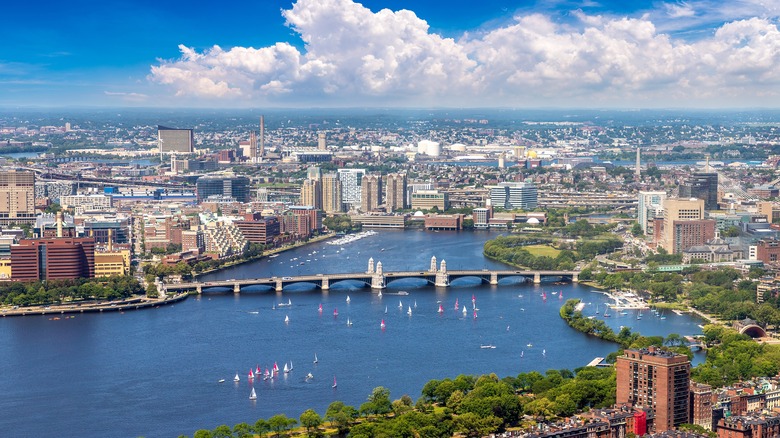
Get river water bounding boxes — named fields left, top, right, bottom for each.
left=0, top=230, right=704, bottom=437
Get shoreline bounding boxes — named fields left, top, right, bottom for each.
left=0, top=292, right=189, bottom=318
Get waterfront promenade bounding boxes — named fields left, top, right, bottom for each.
left=0, top=292, right=188, bottom=317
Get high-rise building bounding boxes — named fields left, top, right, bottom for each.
left=473, top=207, right=491, bottom=229
left=360, top=175, right=382, bottom=212
left=690, top=382, right=713, bottom=431
left=638, top=191, right=667, bottom=235
left=300, top=179, right=322, bottom=210
left=0, top=170, right=36, bottom=226
left=307, top=166, right=322, bottom=181
left=157, top=126, right=194, bottom=154
left=662, top=198, right=715, bottom=254
left=11, top=238, right=96, bottom=280
left=321, top=173, right=343, bottom=214
left=318, top=132, right=327, bottom=151
left=489, top=182, right=538, bottom=210
left=679, top=173, right=719, bottom=210
left=616, top=347, right=691, bottom=433
left=337, top=169, right=366, bottom=211
left=195, top=176, right=251, bottom=203
left=385, top=173, right=407, bottom=211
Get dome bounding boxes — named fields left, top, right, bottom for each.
left=414, top=211, right=425, bottom=217
left=527, top=217, right=540, bottom=224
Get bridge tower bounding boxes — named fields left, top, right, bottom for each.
left=430, top=256, right=437, bottom=272
left=435, top=259, right=449, bottom=287
left=371, top=261, right=386, bottom=289
left=367, top=257, right=374, bottom=274
left=234, top=283, right=241, bottom=294
left=320, top=277, right=329, bottom=291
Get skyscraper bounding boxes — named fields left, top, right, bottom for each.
left=638, top=191, right=667, bottom=235
left=616, top=347, right=691, bottom=432
left=321, top=173, right=343, bottom=214
left=679, top=173, right=719, bottom=210
left=662, top=198, right=715, bottom=254
left=337, top=168, right=366, bottom=211
left=318, top=132, right=327, bottom=151
left=489, top=182, right=538, bottom=210
left=360, top=174, right=382, bottom=213
left=385, top=173, right=407, bottom=211
left=0, top=170, right=36, bottom=226
left=300, top=179, right=322, bottom=210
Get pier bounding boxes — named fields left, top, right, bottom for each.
left=164, top=256, right=580, bottom=294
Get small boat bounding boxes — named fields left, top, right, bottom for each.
left=559, top=292, right=563, bottom=300
left=283, top=363, right=290, bottom=374
left=218, top=379, right=225, bottom=383
left=480, top=345, right=496, bottom=349
left=398, top=300, right=403, bottom=309
left=318, top=303, right=323, bottom=313
left=234, top=373, right=240, bottom=382
left=542, top=349, right=546, bottom=356
left=438, top=304, right=444, bottom=314
left=384, top=306, right=388, bottom=314
left=273, top=362, right=279, bottom=374
left=347, top=318, right=353, bottom=326
left=398, top=290, right=409, bottom=295
left=414, top=300, right=417, bottom=308
left=289, top=361, right=293, bottom=371
left=520, top=351, right=524, bottom=358
left=249, top=369, right=255, bottom=379
left=284, top=315, right=290, bottom=323
left=314, top=354, right=318, bottom=364
left=378, top=290, right=382, bottom=298
left=380, top=319, right=386, bottom=329
left=527, top=343, right=532, bottom=347
left=249, top=387, right=257, bottom=400
left=333, top=308, right=339, bottom=317
left=407, top=306, right=412, bottom=316
left=256, top=365, right=261, bottom=375
left=306, top=372, right=314, bottom=380
left=462, top=306, right=467, bottom=316
left=473, top=310, right=477, bottom=319
left=264, top=368, right=270, bottom=380
left=472, top=294, right=476, bottom=305
left=346, top=295, right=351, bottom=304
left=595, top=305, right=600, bottom=315
left=332, top=376, right=337, bottom=388
left=454, top=298, right=459, bottom=311
left=278, top=299, right=292, bottom=307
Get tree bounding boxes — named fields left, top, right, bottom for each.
left=212, top=425, right=232, bottom=438
left=267, top=414, right=296, bottom=437
left=630, top=222, right=643, bottom=237
left=454, top=412, right=502, bottom=437
left=299, top=409, right=322, bottom=436
left=361, top=386, right=392, bottom=417
left=232, top=422, right=253, bottom=438
left=325, top=401, right=357, bottom=435
left=193, top=430, right=213, bottom=438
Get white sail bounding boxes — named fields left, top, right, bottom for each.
left=249, top=387, right=257, bottom=400
left=407, top=306, right=412, bottom=316
left=314, top=354, right=318, bottom=364
left=283, top=362, right=290, bottom=373
left=234, top=373, right=240, bottom=382
left=346, top=295, right=351, bottom=304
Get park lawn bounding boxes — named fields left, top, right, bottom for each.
left=523, top=244, right=561, bottom=258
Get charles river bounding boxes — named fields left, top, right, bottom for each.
left=0, top=230, right=705, bottom=437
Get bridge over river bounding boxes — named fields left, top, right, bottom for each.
left=164, top=257, right=579, bottom=294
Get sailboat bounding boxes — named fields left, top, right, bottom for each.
left=473, top=310, right=478, bottom=319
left=248, top=369, right=255, bottom=379
left=273, top=362, right=279, bottom=375
left=407, top=306, right=412, bottom=316
left=603, top=307, right=611, bottom=317
left=284, top=315, right=290, bottom=323
left=398, top=300, right=403, bottom=309
left=542, top=349, right=546, bottom=357
left=256, top=365, right=261, bottom=375
left=454, top=298, right=459, bottom=311
left=472, top=294, right=476, bottom=305
left=378, top=290, right=382, bottom=298
left=249, top=387, right=257, bottom=400
left=347, top=317, right=353, bottom=326
left=659, top=310, right=666, bottom=320
left=438, top=304, right=444, bottom=314
left=332, top=376, right=337, bottom=388
left=318, top=303, right=323, bottom=313
left=462, top=305, right=467, bottom=317
left=346, top=295, right=351, bottom=304
left=414, top=300, right=417, bottom=308
left=264, top=368, right=270, bottom=380
left=314, top=354, right=318, bottom=364
left=333, top=308, right=338, bottom=317
left=595, top=304, right=600, bottom=314
left=278, top=299, right=292, bottom=307
left=289, top=361, right=293, bottom=371
left=520, top=350, right=524, bottom=358
left=384, top=306, right=388, bottom=314
left=637, top=310, right=643, bottom=320
left=234, top=373, right=240, bottom=382
left=559, top=291, right=563, bottom=300
left=380, top=319, right=386, bottom=329
left=283, top=362, right=290, bottom=373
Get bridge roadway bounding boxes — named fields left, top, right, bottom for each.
left=163, top=269, right=580, bottom=294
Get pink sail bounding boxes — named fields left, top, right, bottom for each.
left=380, top=319, right=386, bottom=329
left=333, top=308, right=339, bottom=316
left=318, top=303, right=323, bottom=313
left=438, top=304, right=444, bottom=313
left=248, top=369, right=254, bottom=379
left=473, top=310, right=477, bottom=319
left=454, top=299, right=459, bottom=311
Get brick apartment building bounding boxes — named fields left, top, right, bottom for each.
left=616, top=347, right=691, bottom=432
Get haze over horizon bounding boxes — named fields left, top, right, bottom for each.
left=2, top=0, right=780, bottom=109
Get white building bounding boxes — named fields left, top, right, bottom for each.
left=489, top=182, right=538, bottom=210
left=337, top=168, right=366, bottom=211
left=638, top=191, right=667, bottom=235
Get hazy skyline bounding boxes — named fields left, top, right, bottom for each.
left=2, top=0, right=780, bottom=108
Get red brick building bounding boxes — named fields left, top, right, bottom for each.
left=11, top=238, right=95, bottom=280
left=616, top=347, right=691, bottom=432
left=234, top=217, right=280, bottom=245
left=754, top=239, right=780, bottom=264
left=717, top=414, right=780, bottom=438
left=424, top=214, right=463, bottom=230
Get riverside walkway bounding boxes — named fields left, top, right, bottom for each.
left=164, top=256, right=579, bottom=294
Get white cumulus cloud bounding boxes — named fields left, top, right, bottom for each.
left=149, top=0, right=780, bottom=107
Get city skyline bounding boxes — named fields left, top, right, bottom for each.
left=2, top=0, right=780, bottom=108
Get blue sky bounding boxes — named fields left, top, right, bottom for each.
left=1, top=0, right=779, bottom=108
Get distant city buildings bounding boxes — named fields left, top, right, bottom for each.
left=360, top=174, right=382, bottom=213
left=337, top=168, right=366, bottom=211
left=661, top=198, right=715, bottom=254
left=321, top=173, right=343, bottom=214
left=638, top=191, right=667, bottom=235
left=385, top=173, right=407, bottom=211
left=679, top=172, right=719, bottom=210
left=195, top=176, right=251, bottom=203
